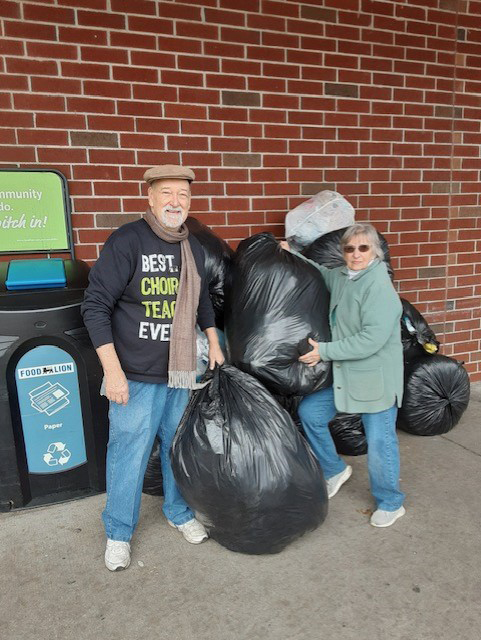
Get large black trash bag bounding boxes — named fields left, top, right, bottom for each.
left=329, top=413, right=367, bottom=456
left=303, top=226, right=394, bottom=279
left=171, top=365, right=328, bottom=555
left=185, top=216, right=233, bottom=328
left=397, top=355, right=470, bottom=436
left=142, top=437, right=163, bottom=496
left=400, top=298, right=440, bottom=362
left=273, top=394, right=303, bottom=419
left=224, top=232, right=332, bottom=397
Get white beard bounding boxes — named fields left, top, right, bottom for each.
left=161, top=207, right=184, bottom=229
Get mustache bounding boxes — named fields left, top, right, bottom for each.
left=162, top=206, right=183, bottom=214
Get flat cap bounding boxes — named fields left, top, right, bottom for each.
left=143, top=164, right=195, bottom=184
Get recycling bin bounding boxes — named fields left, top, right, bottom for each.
left=0, top=259, right=109, bottom=510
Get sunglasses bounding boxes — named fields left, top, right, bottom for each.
left=343, top=244, right=371, bottom=253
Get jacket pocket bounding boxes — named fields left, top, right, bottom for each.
left=347, top=367, right=384, bottom=402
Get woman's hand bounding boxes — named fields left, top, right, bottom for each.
left=298, top=338, right=321, bottom=367
left=280, top=240, right=290, bottom=251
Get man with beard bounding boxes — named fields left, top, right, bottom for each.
left=82, top=165, right=224, bottom=571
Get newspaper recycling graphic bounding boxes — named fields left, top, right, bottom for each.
left=43, top=442, right=72, bottom=466
left=29, top=381, right=70, bottom=416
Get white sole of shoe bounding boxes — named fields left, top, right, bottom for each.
left=184, top=536, right=208, bottom=545
left=167, top=520, right=208, bottom=544
left=370, top=506, right=406, bottom=528
left=327, top=465, right=353, bottom=499
left=105, top=558, right=131, bottom=571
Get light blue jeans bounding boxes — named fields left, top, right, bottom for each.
left=102, top=380, right=193, bottom=542
left=298, top=386, right=405, bottom=511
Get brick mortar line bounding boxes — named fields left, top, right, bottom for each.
left=2, top=13, right=475, bottom=29
left=3, top=146, right=480, bottom=155
left=1, top=63, right=477, bottom=78
left=2, top=46, right=477, bottom=61
left=3, top=70, right=479, bottom=83
left=63, top=182, right=479, bottom=188
left=4, top=53, right=476, bottom=70
left=4, top=100, right=481, bottom=118
left=1, top=74, right=477, bottom=88
left=2, top=27, right=478, bottom=46
left=3, top=101, right=479, bottom=113
left=5, top=134, right=480, bottom=141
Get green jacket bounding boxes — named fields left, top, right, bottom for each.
left=295, top=253, right=404, bottom=413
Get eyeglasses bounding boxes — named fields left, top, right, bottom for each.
left=343, top=244, right=371, bottom=253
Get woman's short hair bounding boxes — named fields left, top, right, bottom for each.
left=340, top=223, right=384, bottom=262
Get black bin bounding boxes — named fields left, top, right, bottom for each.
left=0, top=259, right=109, bottom=510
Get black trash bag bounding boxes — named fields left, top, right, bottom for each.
left=142, top=437, right=163, bottom=496
left=329, top=413, right=367, bottom=456
left=400, top=298, right=440, bottom=362
left=303, top=226, right=394, bottom=279
left=273, top=394, right=303, bottom=419
left=224, top=232, right=332, bottom=397
left=185, top=216, right=233, bottom=329
left=397, top=355, right=470, bottom=436
left=171, top=365, right=328, bottom=555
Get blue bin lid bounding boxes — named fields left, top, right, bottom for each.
left=5, top=258, right=67, bottom=290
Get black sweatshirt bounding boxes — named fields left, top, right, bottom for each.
left=81, top=218, right=215, bottom=383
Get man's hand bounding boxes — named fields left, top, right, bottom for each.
left=298, top=338, right=321, bottom=367
left=208, top=342, right=225, bottom=370
left=280, top=240, right=290, bottom=251
left=104, top=369, right=129, bottom=405
left=96, top=343, right=129, bottom=405
left=204, top=326, right=225, bottom=370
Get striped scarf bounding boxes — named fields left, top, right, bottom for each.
left=144, top=208, right=200, bottom=389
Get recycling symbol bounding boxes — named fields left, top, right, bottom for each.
left=43, top=442, right=71, bottom=467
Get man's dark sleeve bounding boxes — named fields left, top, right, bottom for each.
left=81, top=233, right=134, bottom=348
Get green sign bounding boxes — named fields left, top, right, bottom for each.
left=0, top=170, right=70, bottom=253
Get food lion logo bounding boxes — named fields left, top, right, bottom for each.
left=17, top=362, right=75, bottom=379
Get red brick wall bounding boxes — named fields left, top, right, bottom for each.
left=1, top=0, right=481, bottom=379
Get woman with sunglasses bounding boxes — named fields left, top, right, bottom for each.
left=281, top=222, right=405, bottom=528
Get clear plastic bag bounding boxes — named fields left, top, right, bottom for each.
left=285, top=190, right=355, bottom=251
left=196, top=327, right=226, bottom=380
left=400, top=298, right=440, bottom=362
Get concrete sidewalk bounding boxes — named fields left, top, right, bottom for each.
left=1, top=385, right=480, bottom=640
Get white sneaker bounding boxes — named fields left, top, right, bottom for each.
left=168, top=518, right=208, bottom=544
left=326, top=465, right=353, bottom=499
left=105, top=539, right=131, bottom=571
left=370, top=506, right=406, bottom=528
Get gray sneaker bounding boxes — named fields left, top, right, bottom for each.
left=326, top=465, right=353, bottom=499
left=370, top=506, right=406, bottom=528
left=105, top=539, right=131, bottom=571
left=168, top=518, right=208, bottom=544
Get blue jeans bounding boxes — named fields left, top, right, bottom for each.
left=102, top=380, right=193, bottom=542
left=298, top=386, right=405, bottom=511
